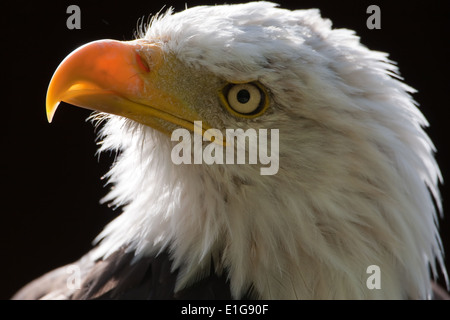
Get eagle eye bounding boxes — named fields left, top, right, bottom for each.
left=220, top=82, right=269, bottom=118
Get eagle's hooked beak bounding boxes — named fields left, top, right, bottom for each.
left=46, top=39, right=214, bottom=140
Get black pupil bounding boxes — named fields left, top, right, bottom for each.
left=237, top=89, right=250, bottom=104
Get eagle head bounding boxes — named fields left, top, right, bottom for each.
left=43, top=2, right=446, bottom=299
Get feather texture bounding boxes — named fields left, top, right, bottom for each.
left=88, top=2, right=446, bottom=299
left=17, top=2, right=448, bottom=299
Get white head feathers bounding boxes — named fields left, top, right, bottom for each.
left=91, top=2, right=446, bottom=299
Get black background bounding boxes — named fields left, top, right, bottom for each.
left=2, top=0, right=449, bottom=299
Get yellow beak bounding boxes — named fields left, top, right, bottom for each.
left=46, top=39, right=211, bottom=138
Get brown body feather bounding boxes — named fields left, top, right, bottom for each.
left=13, top=248, right=246, bottom=300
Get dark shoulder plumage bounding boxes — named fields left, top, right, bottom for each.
left=13, top=247, right=241, bottom=300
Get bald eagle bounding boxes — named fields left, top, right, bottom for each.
left=13, top=2, right=449, bottom=299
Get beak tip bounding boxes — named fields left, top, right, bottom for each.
left=46, top=102, right=58, bottom=123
